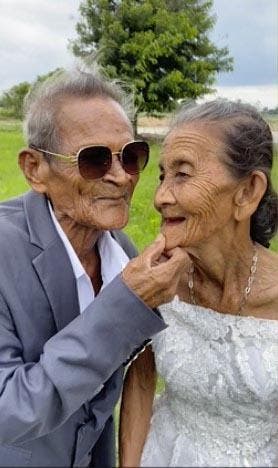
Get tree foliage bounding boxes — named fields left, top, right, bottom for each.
left=0, top=69, right=62, bottom=119
left=71, top=0, right=233, bottom=116
left=0, top=82, right=30, bottom=119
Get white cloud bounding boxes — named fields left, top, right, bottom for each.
left=199, top=84, right=278, bottom=110
left=0, top=0, right=277, bottom=101
left=211, top=0, right=277, bottom=86
left=0, top=0, right=79, bottom=90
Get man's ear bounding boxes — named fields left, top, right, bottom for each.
left=18, top=148, right=49, bottom=193
left=233, top=170, right=267, bottom=221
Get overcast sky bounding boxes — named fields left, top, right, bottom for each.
left=0, top=0, right=277, bottom=108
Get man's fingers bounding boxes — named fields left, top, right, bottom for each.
left=165, top=247, right=185, bottom=259
left=141, top=233, right=166, bottom=266
left=156, top=247, right=187, bottom=272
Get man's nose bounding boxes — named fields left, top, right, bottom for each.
left=154, top=180, right=176, bottom=209
left=102, top=154, right=131, bottom=185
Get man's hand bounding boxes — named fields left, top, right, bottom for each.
left=122, top=234, right=187, bottom=308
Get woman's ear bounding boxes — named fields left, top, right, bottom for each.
left=18, top=148, right=49, bottom=193
left=233, top=170, right=267, bottom=221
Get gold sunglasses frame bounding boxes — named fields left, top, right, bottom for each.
left=29, top=140, right=149, bottom=169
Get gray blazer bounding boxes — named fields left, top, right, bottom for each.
left=0, top=190, right=166, bottom=467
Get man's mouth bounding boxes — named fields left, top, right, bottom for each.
left=163, top=217, right=186, bottom=225
left=94, top=194, right=128, bottom=201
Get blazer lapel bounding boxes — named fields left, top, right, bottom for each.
left=24, top=191, right=80, bottom=331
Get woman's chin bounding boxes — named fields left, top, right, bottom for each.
left=162, top=228, right=185, bottom=251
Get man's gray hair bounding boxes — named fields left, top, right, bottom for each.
left=23, top=65, right=134, bottom=154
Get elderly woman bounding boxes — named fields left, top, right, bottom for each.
left=120, top=99, right=278, bottom=467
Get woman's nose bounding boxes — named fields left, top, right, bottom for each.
left=154, top=180, right=176, bottom=209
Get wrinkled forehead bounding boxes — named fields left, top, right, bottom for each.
left=160, top=121, right=226, bottom=167
left=55, top=96, right=133, bottom=150
left=57, top=96, right=131, bottom=128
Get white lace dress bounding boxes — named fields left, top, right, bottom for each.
left=141, top=296, right=278, bottom=467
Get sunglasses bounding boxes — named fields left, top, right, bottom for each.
left=30, top=140, right=149, bottom=180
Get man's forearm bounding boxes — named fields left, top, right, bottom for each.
left=0, top=276, right=164, bottom=445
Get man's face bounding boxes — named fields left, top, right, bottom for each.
left=39, top=97, right=138, bottom=231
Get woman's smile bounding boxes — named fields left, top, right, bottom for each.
left=163, top=217, right=186, bottom=226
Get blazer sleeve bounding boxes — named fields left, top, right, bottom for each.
left=111, top=230, right=163, bottom=366
left=0, top=275, right=165, bottom=445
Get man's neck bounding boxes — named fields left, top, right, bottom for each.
left=57, top=213, right=102, bottom=260
left=55, top=213, right=103, bottom=294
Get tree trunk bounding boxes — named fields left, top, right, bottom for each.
left=133, top=111, right=139, bottom=138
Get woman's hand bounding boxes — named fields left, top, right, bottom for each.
left=122, top=234, right=186, bottom=308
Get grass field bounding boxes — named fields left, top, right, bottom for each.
left=262, top=114, right=278, bottom=132
left=0, top=119, right=277, bottom=251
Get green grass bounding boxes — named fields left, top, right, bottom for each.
left=124, top=143, right=161, bottom=250
left=0, top=121, right=277, bottom=252
left=0, top=128, right=28, bottom=200
left=263, top=113, right=278, bottom=131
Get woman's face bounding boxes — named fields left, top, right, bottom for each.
left=154, top=122, right=240, bottom=250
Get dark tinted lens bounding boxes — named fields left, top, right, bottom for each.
left=122, top=141, right=149, bottom=174
left=78, top=146, right=112, bottom=179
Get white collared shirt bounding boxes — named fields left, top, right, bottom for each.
left=48, top=202, right=130, bottom=313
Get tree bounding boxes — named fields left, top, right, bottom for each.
left=71, top=0, right=233, bottom=129
left=34, top=68, right=63, bottom=85
left=0, top=82, right=30, bottom=119
left=0, top=69, right=62, bottom=119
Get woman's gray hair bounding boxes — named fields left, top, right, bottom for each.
left=171, top=99, right=278, bottom=248
left=23, top=64, right=134, bottom=155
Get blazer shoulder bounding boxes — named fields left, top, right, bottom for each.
left=0, top=194, right=29, bottom=248
left=110, top=230, right=138, bottom=259
left=0, top=193, right=25, bottom=217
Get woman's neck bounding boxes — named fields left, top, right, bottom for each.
left=184, top=231, right=257, bottom=313
left=190, top=240, right=255, bottom=285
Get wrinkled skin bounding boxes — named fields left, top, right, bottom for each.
left=20, top=95, right=187, bottom=305
left=41, top=97, right=138, bottom=234
left=119, top=120, right=278, bottom=468
left=155, top=122, right=239, bottom=251
left=154, top=121, right=278, bottom=318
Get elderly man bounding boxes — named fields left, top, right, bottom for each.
left=0, top=68, right=185, bottom=467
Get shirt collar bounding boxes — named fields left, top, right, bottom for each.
left=48, top=201, right=85, bottom=280
left=48, top=201, right=130, bottom=284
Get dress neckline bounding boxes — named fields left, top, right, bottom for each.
left=172, top=295, right=278, bottom=324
